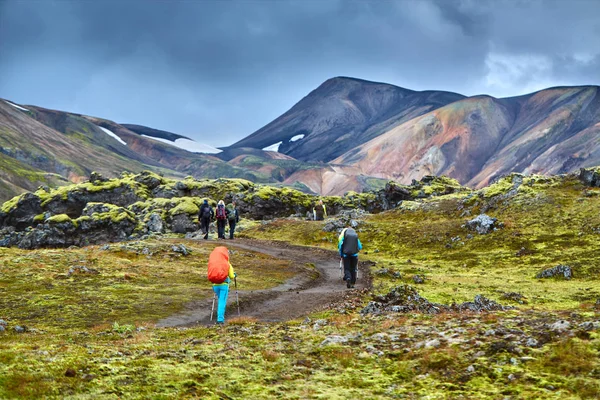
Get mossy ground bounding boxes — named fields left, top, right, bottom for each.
left=1, top=176, right=600, bottom=398
left=235, top=176, right=600, bottom=398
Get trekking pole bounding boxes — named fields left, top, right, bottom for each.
left=339, top=258, right=343, bottom=280
left=210, top=292, right=216, bottom=321
left=234, top=276, right=240, bottom=316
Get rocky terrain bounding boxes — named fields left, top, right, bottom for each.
left=0, top=170, right=465, bottom=249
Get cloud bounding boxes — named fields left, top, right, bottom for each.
left=0, top=0, right=598, bottom=146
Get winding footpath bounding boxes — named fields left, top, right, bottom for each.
left=157, top=239, right=368, bottom=327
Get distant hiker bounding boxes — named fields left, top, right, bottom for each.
left=207, top=246, right=237, bottom=324
left=226, top=201, right=240, bottom=239
left=215, top=200, right=228, bottom=239
left=313, top=199, right=327, bottom=221
left=199, top=199, right=214, bottom=240
left=338, top=227, right=362, bottom=288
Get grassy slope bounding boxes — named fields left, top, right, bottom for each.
left=0, top=176, right=599, bottom=398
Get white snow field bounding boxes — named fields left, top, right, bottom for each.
left=4, top=100, right=29, bottom=112
left=290, top=134, right=305, bottom=142
left=96, top=125, right=127, bottom=146
left=262, top=141, right=282, bottom=152
left=141, top=135, right=221, bottom=154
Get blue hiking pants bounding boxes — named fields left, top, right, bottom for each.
left=213, top=284, right=229, bottom=322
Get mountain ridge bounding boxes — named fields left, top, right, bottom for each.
left=1, top=77, right=600, bottom=201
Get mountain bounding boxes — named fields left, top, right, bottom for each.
left=2, top=78, right=599, bottom=201
left=226, top=77, right=465, bottom=162
left=0, top=99, right=270, bottom=203
left=333, top=86, right=600, bottom=187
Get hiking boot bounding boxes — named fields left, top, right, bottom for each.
left=346, top=281, right=351, bottom=288
left=216, top=321, right=224, bottom=325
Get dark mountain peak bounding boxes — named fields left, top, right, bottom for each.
left=313, top=76, right=415, bottom=97
left=228, top=77, right=469, bottom=162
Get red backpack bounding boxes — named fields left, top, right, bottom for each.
left=207, top=246, right=230, bottom=284
left=216, top=205, right=227, bottom=220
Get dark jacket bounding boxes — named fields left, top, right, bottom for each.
left=199, top=203, right=214, bottom=220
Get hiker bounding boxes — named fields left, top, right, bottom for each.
left=198, top=199, right=214, bottom=240
left=208, top=246, right=237, bottom=324
left=215, top=200, right=228, bottom=239
left=338, top=227, right=362, bottom=288
left=313, top=199, right=327, bottom=221
left=226, top=201, right=240, bottom=239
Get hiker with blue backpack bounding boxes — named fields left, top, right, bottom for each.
left=215, top=200, right=228, bottom=239
left=207, top=246, right=238, bottom=324
left=338, top=227, right=362, bottom=288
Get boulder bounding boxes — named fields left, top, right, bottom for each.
left=536, top=265, right=573, bottom=280
left=0, top=193, right=43, bottom=230
left=169, top=214, right=198, bottom=233
left=375, top=182, right=413, bottom=210
left=362, top=285, right=513, bottom=315
left=464, top=214, right=501, bottom=234
left=133, top=171, right=163, bottom=189
left=579, top=167, right=600, bottom=187
left=146, top=213, right=165, bottom=233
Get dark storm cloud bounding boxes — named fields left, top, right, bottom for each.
left=1, top=0, right=599, bottom=146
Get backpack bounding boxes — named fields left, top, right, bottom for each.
left=201, top=205, right=211, bottom=219
left=207, top=246, right=230, bottom=284
left=216, top=205, right=227, bottom=220
left=227, top=206, right=236, bottom=221
left=342, top=228, right=359, bottom=255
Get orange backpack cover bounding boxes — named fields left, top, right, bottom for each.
left=207, top=246, right=230, bottom=284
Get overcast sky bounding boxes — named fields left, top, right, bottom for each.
left=1, top=0, right=599, bottom=146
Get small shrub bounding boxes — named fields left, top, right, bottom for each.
left=112, top=321, right=135, bottom=334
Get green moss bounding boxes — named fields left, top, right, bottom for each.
left=482, top=175, right=518, bottom=198
left=33, top=213, right=45, bottom=222
left=398, top=200, right=421, bottom=211
left=46, top=214, right=72, bottom=223
left=255, top=186, right=279, bottom=201
left=169, top=198, right=200, bottom=216
left=1, top=193, right=27, bottom=213
left=79, top=202, right=136, bottom=224
left=46, top=213, right=77, bottom=227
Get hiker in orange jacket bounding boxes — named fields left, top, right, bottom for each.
left=208, top=246, right=236, bottom=324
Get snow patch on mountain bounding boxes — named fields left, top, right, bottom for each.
left=97, top=126, right=127, bottom=146
left=263, top=141, right=282, bottom=152
left=290, top=134, right=305, bottom=142
left=4, top=100, right=29, bottom=112
left=141, top=135, right=221, bottom=154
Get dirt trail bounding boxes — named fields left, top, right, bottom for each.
left=157, top=239, right=370, bottom=327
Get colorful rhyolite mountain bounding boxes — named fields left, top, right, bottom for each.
left=1, top=77, right=599, bottom=201
left=228, top=77, right=600, bottom=191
